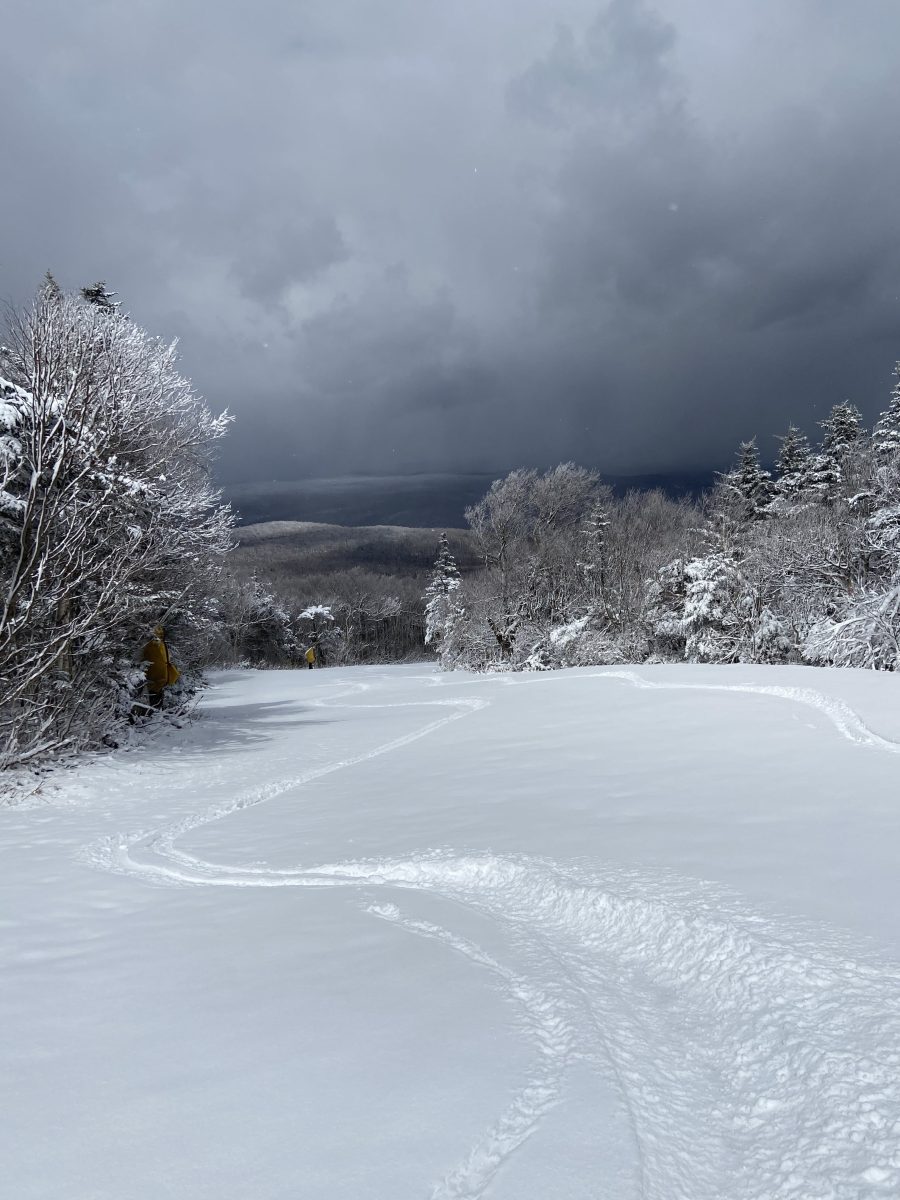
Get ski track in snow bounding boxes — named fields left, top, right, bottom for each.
left=596, top=669, right=900, bottom=753
left=81, top=671, right=900, bottom=1199
left=367, top=901, right=580, bottom=1200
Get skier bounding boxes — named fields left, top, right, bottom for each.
left=305, top=645, right=317, bottom=669
left=142, top=625, right=180, bottom=708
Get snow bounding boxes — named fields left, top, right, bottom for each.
left=0, top=374, right=31, bottom=425
left=299, top=604, right=334, bottom=621
left=4, top=663, right=900, bottom=1198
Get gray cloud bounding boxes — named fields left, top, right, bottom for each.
left=3, top=0, right=900, bottom=488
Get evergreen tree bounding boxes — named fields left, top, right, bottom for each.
left=43, top=270, right=62, bottom=302
left=81, top=281, right=121, bottom=313
left=873, top=366, right=900, bottom=457
left=579, top=500, right=609, bottom=603
left=820, top=401, right=864, bottom=459
left=802, top=451, right=841, bottom=501
left=750, top=606, right=793, bottom=663
left=682, top=550, right=742, bottom=662
left=646, top=558, right=688, bottom=658
left=774, top=425, right=813, bottom=498
left=423, top=533, right=463, bottom=659
left=720, top=438, right=773, bottom=520
left=801, top=403, right=864, bottom=502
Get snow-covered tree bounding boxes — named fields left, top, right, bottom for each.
left=413, top=387, right=900, bottom=675
left=645, top=558, right=688, bottom=658
left=464, top=464, right=603, bottom=662
left=867, top=487, right=900, bottom=562
left=719, top=439, right=773, bottom=520
left=1, top=279, right=234, bottom=767
left=749, top=605, right=792, bottom=663
left=821, top=401, right=864, bottom=460
left=804, top=583, right=900, bottom=670
left=873, top=366, right=900, bottom=458
left=298, top=604, right=341, bottom=665
left=80, top=281, right=121, bottom=313
left=682, top=549, right=743, bottom=663
left=579, top=500, right=609, bottom=606
left=214, top=573, right=299, bottom=666
left=774, top=425, right=813, bottom=499
left=804, top=402, right=865, bottom=503
left=423, top=532, right=464, bottom=665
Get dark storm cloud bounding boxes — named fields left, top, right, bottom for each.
left=503, top=1, right=900, bottom=470
left=3, top=0, right=900, bottom=485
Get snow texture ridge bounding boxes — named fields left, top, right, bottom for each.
left=79, top=670, right=900, bottom=1198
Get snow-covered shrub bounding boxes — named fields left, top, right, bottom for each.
left=748, top=605, right=793, bottom=663
left=804, top=585, right=900, bottom=670
left=548, top=614, right=593, bottom=658
left=645, top=559, right=688, bottom=659
left=522, top=644, right=553, bottom=671
left=548, top=615, right=632, bottom=667
left=682, top=552, right=743, bottom=663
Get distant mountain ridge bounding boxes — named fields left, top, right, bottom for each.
left=226, top=470, right=714, bottom=528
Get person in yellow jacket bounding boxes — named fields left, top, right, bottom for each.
left=142, top=625, right=180, bottom=708
left=305, top=645, right=317, bottom=669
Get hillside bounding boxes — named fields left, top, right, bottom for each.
left=231, top=520, right=479, bottom=610
left=224, top=472, right=714, bottom=528
left=226, top=475, right=498, bottom=528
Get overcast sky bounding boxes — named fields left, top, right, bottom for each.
left=4, top=0, right=900, bottom=484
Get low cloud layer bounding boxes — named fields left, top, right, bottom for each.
left=4, top=0, right=900, bottom=484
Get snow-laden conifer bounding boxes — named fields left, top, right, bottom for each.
left=579, top=500, right=609, bottom=606
left=682, top=550, right=742, bottom=662
left=750, top=605, right=793, bottom=663
left=821, top=401, right=864, bottom=459
left=424, top=532, right=464, bottom=665
left=646, top=558, right=688, bottom=658
left=804, top=403, right=865, bottom=503
left=774, top=425, right=813, bottom=499
left=719, top=439, right=773, bottom=520
left=873, top=365, right=900, bottom=457
left=80, top=281, right=121, bottom=313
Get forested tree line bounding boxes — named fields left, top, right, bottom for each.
left=0, top=278, right=282, bottom=770
left=425, top=379, right=900, bottom=673
left=230, top=370, right=900, bottom=676
left=229, top=527, right=478, bottom=666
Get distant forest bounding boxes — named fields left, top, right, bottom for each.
left=237, top=381, right=900, bottom=675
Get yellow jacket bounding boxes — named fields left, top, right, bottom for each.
left=305, top=646, right=316, bottom=664
left=143, top=628, right=180, bottom=692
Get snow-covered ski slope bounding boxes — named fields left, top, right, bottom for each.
left=4, top=664, right=900, bottom=1199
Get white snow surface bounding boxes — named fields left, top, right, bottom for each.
left=4, top=663, right=900, bottom=1198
